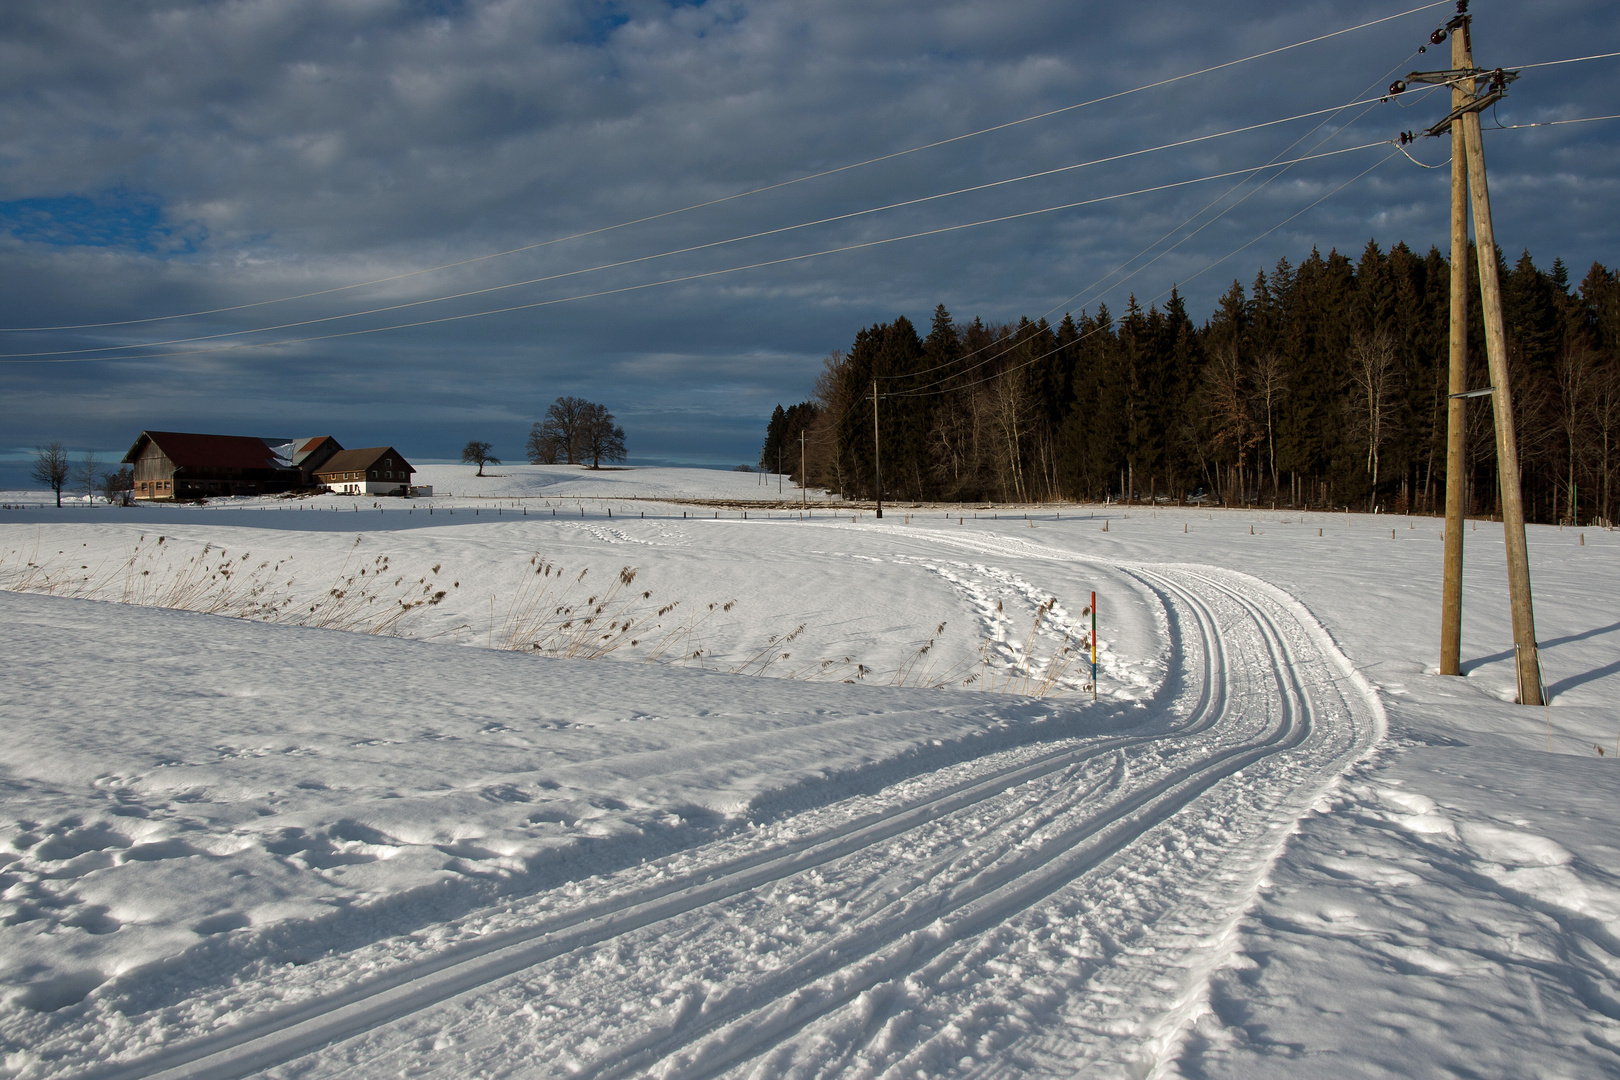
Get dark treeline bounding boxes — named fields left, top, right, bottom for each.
left=764, top=240, right=1620, bottom=525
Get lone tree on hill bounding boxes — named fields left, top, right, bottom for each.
left=461, top=440, right=499, bottom=476
left=577, top=402, right=626, bottom=468
left=528, top=396, right=588, bottom=464
left=527, top=396, right=625, bottom=466
left=31, top=441, right=70, bottom=507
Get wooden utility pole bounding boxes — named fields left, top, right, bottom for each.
left=872, top=379, right=884, bottom=519
left=800, top=429, right=806, bottom=511
left=1439, top=13, right=1471, bottom=676
left=1464, top=106, right=1543, bottom=704
left=1405, top=3, right=1542, bottom=703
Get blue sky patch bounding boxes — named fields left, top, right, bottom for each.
left=0, top=189, right=197, bottom=255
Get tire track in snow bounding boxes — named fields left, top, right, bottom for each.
left=107, top=585, right=1212, bottom=1080
left=112, top=560, right=1377, bottom=1080
left=553, top=566, right=1368, bottom=1080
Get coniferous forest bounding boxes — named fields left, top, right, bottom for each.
left=761, top=240, right=1620, bottom=525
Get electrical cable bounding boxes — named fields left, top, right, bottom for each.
left=1395, top=142, right=1451, bottom=166
left=0, top=143, right=1390, bottom=366
left=1509, top=51, right=1620, bottom=71
left=883, top=148, right=1401, bottom=400
left=0, top=0, right=1452, bottom=334
left=1486, top=113, right=1620, bottom=130
left=877, top=53, right=1423, bottom=386
left=1015, top=66, right=1426, bottom=353
left=3, top=99, right=1405, bottom=361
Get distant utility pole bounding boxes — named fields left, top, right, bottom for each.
left=1400, top=0, right=1542, bottom=704
left=800, top=429, right=807, bottom=511
left=872, top=379, right=884, bottom=519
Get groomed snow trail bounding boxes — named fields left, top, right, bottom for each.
left=94, top=558, right=1381, bottom=1080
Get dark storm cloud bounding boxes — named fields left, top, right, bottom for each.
left=2, top=0, right=1617, bottom=475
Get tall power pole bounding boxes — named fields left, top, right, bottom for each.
left=1403, top=2, right=1542, bottom=703
left=1438, top=13, right=1470, bottom=676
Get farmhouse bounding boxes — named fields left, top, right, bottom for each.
left=124, top=430, right=336, bottom=500
left=123, top=431, right=418, bottom=500
left=310, top=447, right=416, bottom=496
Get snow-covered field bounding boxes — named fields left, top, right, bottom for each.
left=2, top=471, right=1617, bottom=1079
left=1, top=462, right=825, bottom=511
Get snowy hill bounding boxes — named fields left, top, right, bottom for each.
left=2, top=498, right=1617, bottom=1078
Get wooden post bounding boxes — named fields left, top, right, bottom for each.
left=800, top=429, right=806, bottom=511
left=872, top=378, right=884, bottom=519
left=1091, top=590, right=1098, bottom=702
left=1440, top=19, right=1471, bottom=676
left=1462, top=95, right=1543, bottom=704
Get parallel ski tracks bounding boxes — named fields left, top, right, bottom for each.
left=582, top=566, right=1353, bottom=1080
left=114, top=561, right=1376, bottom=1080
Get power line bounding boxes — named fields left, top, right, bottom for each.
left=4, top=99, right=1404, bottom=361
left=0, top=143, right=1391, bottom=366
left=880, top=81, right=1589, bottom=395
left=884, top=149, right=1401, bottom=401
left=962, top=59, right=1429, bottom=374
left=878, top=58, right=1422, bottom=387
left=0, top=0, right=1452, bottom=334
left=1509, top=50, right=1620, bottom=71
left=1486, top=112, right=1620, bottom=130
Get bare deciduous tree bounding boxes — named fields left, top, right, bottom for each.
left=1347, top=329, right=1402, bottom=506
left=991, top=368, right=1032, bottom=503
left=577, top=403, right=626, bottom=468
left=1251, top=350, right=1286, bottom=501
left=1591, top=356, right=1620, bottom=526
left=1553, top=346, right=1598, bottom=523
left=809, top=351, right=857, bottom=496
left=30, top=441, right=70, bottom=507
left=461, top=440, right=499, bottom=476
left=1203, top=344, right=1263, bottom=504
left=73, top=451, right=101, bottom=504
left=528, top=396, right=593, bottom=465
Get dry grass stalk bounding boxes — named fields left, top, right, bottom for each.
left=2, top=538, right=1085, bottom=698
left=0, top=534, right=447, bottom=636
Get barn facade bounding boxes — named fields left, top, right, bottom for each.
left=122, top=431, right=406, bottom=500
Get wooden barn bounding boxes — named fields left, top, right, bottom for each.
left=123, top=431, right=343, bottom=500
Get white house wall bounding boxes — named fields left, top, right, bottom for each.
left=321, top=480, right=411, bottom=495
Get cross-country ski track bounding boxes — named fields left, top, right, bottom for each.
left=53, top=534, right=1382, bottom=1080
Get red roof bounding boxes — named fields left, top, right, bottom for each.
left=124, top=431, right=290, bottom=471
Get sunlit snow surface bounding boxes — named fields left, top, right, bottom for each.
left=1, top=469, right=1617, bottom=1079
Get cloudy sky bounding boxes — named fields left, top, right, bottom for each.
left=2, top=0, right=1617, bottom=480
